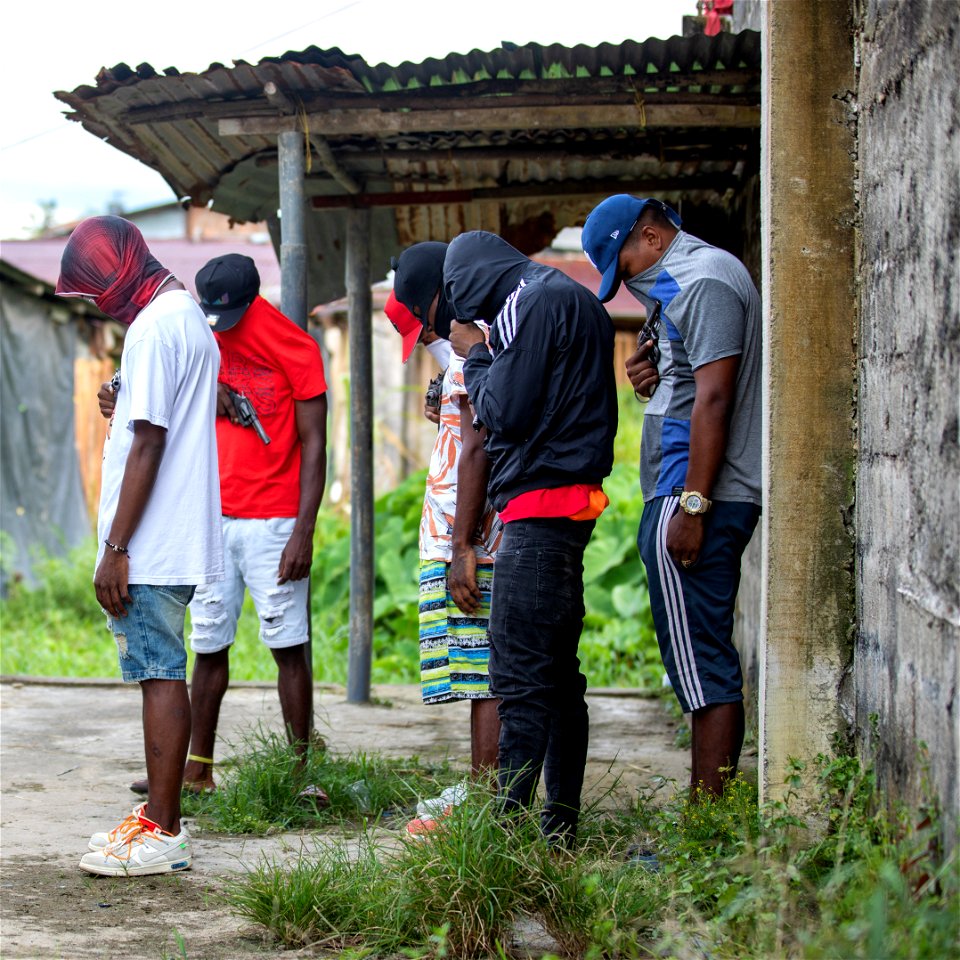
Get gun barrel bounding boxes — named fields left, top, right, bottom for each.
left=229, top=389, right=271, bottom=444
left=251, top=420, right=271, bottom=445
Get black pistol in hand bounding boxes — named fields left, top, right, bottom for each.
left=227, top=388, right=271, bottom=445
left=425, top=372, right=444, bottom=413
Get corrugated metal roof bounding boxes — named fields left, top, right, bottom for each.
left=54, top=32, right=760, bottom=304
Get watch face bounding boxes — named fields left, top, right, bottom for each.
left=685, top=494, right=703, bottom=512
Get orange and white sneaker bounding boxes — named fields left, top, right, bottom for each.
left=405, top=804, right=454, bottom=838
left=80, top=817, right=192, bottom=877
left=87, top=803, right=148, bottom=852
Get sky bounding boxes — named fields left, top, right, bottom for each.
left=0, top=0, right=696, bottom=240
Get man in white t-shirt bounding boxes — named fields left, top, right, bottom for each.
left=56, top=216, right=223, bottom=877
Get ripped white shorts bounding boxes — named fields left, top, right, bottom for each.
left=189, top=516, right=309, bottom=653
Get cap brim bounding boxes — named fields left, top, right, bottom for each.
left=201, top=300, right=251, bottom=333
left=401, top=326, right=421, bottom=363
left=597, top=258, right=622, bottom=303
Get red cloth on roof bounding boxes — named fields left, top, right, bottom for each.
left=703, top=0, right=733, bottom=36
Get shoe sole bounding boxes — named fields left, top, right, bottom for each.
left=79, top=856, right=192, bottom=877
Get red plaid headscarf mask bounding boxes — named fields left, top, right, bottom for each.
left=56, top=216, right=172, bottom=326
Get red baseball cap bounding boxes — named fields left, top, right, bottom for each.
left=385, top=290, right=422, bottom=363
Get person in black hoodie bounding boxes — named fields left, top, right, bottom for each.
left=444, top=230, right=618, bottom=845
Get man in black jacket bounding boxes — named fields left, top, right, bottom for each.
left=444, top=230, right=617, bottom=844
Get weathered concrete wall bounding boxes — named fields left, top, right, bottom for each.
left=855, top=0, right=959, bottom=828
left=759, top=0, right=857, bottom=814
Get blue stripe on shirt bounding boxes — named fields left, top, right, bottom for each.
left=655, top=417, right=691, bottom=496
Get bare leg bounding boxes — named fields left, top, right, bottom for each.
left=272, top=643, right=313, bottom=763
left=470, top=697, right=501, bottom=776
left=183, top=649, right=229, bottom=788
left=690, top=701, right=744, bottom=801
left=141, top=679, right=191, bottom=834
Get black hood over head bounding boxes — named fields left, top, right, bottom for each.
left=443, top=231, right=531, bottom=322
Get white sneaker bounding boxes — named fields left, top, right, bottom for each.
left=416, top=781, right=468, bottom=819
left=88, top=803, right=147, bottom=851
left=80, top=822, right=192, bottom=877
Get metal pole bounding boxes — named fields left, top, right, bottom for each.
left=346, top=207, right=373, bottom=703
left=278, top=129, right=314, bottom=689
left=278, top=130, right=307, bottom=328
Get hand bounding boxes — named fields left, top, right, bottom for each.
left=448, top=545, right=481, bottom=614
left=666, top=510, right=705, bottom=570
left=423, top=403, right=441, bottom=425
left=626, top=340, right=660, bottom=399
left=95, top=550, right=132, bottom=618
left=216, top=383, right=240, bottom=423
left=278, top=523, right=314, bottom=583
left=448, top=321, right=484, bottom=359
left=97, top=382, right=116, bottom=420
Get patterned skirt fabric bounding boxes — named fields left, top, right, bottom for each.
left=418, top=559, right=495, bottom=704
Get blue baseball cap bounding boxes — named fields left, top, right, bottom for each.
left=582, top=196, right=681, bottom=302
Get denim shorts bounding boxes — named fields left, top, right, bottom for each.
left=106, top=583, right=196, bottom=683
left=189, top=517, right=310, bottom=654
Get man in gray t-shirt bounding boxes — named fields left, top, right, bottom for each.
left=583, top=195, right=762, bottom=801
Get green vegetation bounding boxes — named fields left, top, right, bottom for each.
left=0, top=388, right=660, bottom=688
left=180, top=726, right=453, bottom=835
left=223, top=750, right=959, bottom=959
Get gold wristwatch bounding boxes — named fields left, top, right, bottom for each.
left=679, top=490, right=712, bottom=515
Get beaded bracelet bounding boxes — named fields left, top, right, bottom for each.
left=103, top=539, right=130, bottom=556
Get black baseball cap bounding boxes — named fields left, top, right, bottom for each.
left=195, top=254, right=260, bottom=332
left=390, top=242, right=448, bottom=331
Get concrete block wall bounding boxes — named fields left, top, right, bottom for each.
left=855, top=0, right=959, bottom=826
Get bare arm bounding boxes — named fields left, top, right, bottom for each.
left=278, top=394, right=328, bottom=584
left=448, top=395, right=492, bottom=614
left=666, top=355, right=739, bottom=567
left=95, top=420, right=166, bottom=617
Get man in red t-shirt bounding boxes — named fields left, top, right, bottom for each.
left=123, top=254, right=328, bottom=797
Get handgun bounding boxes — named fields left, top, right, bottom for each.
left=634, top=299, right=663, bottom=403
left=227, top=388, right=271, bottom=445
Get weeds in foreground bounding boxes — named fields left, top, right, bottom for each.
left=181, top=726, right=452, bottom=834
left=223, top=752, right=959, bottom=959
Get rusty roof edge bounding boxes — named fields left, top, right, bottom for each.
left=54, top=31, right=760, bottom=106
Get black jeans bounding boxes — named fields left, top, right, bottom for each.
left=488, top=517, right=595, bottom=842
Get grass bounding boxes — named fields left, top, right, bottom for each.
left=180, top=725, right=454, bottom=835
left=220, top=749, right=959, bottom=960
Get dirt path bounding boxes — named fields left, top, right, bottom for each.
left=1, top=679, right=692, bottom=959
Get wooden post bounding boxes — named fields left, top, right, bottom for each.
left=278, top=129, right=314, bottom=686
left=278, top=130, right=307, bottom=328
left=346, top=207, right=374, bottom=703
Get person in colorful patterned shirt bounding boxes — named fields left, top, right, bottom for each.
left=387, top=242, right=503, bottom=834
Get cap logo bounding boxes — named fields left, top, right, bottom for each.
left=207, top=314, right=219, bottom=326
left=610, top=229, right=620, bottom=240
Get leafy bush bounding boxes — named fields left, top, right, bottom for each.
left=1, top=387, right=660, bottom=687
left=224, top=751, right=959, bottom=960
